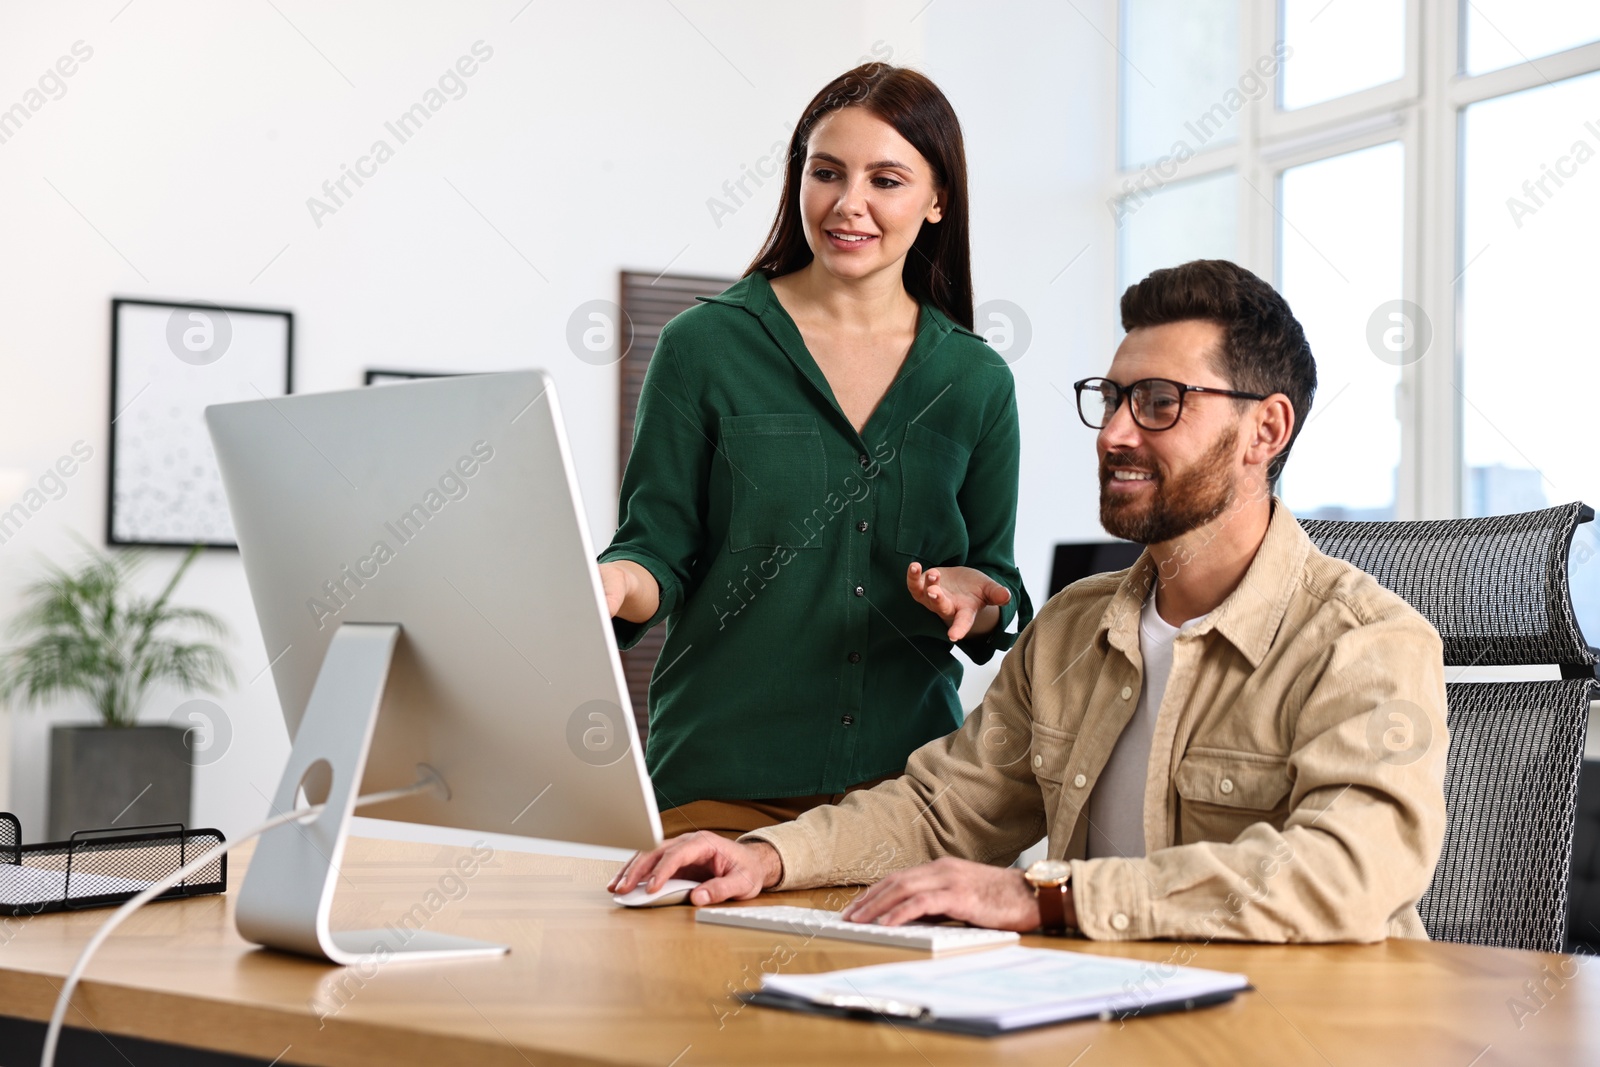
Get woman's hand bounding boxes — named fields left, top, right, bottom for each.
left=906, top=563, right=1011, bottom=641
left=598, top=560, right=661, bottom=623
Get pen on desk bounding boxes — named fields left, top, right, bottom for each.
left=813, top=993, right=934, bottom=1021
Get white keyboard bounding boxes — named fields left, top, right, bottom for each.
left=695, top=905, right=1020, bottom=955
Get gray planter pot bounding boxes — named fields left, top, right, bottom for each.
left=47, top=724, right=192, bottom=841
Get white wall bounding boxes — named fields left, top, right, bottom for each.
left=0, top=0, right=1119, bottom=842
left=924, top=0, right=1118, bottom=597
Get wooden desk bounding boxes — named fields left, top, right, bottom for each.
left=0, top=836, right=1595, bottom=1066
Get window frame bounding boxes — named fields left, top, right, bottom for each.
left=1263, top=0, right=1421, bottom=137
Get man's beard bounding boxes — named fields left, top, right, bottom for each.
left=1099, top=424, right=1239, bottom=545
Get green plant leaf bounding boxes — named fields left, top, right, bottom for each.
left=0, top=543, right=234, bottom=727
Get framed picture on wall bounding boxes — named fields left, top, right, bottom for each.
left=363, top=369, right=463, bottom=385
left=108, top=298, right=293, bottom=548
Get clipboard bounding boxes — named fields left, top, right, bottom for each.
left=743, top=945, right=1250, bottom=1036
left=740, top=986, right=1248, bottom=1037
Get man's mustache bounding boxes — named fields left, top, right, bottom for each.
left=1100, top=451, right=1159, bottom=479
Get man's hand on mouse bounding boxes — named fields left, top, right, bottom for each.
left=610, top=840, right=1051, bottom=932
left=608, top=833, right=783, bottom=906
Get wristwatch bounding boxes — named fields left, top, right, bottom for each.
left=1024, top=859, right=1074, bottom=935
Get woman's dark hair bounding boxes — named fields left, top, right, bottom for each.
left=1120, top=259, right=1317, bottom=483
left=745, top=63, right=973, bottom=329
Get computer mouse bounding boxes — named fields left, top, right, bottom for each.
left=611, top=878, right=701, bottom=908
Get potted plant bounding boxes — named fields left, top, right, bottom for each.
left=0, top=542, right=233, bottom=839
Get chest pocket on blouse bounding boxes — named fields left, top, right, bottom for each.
left=720, top=414, right=827, bottom=552
left=896, top=422, right=971, bottom=563
left=1173, top=748, right=1293, bottom=846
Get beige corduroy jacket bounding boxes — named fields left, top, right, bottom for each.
left=744, top=502, right=1449, bottom=942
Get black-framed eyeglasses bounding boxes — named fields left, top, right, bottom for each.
left=1072, top=377, right=1269, bottom=432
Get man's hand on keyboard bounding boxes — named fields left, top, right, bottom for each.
left=839, top=857, right=1052, bottom=932
left=607, top=832, right=783, bottom=906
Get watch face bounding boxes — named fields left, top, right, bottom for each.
left=1027, top=859, right=1072, bottom=885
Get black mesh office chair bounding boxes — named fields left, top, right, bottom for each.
left=1301, top=502, right=1598, bottom=952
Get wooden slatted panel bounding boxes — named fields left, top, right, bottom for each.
left=618, top=270, right=734, bottom=741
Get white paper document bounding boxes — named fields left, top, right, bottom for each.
left=760, top=945, right=1248, bottom=1031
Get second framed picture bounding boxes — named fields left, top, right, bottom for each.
left=364, top=369, right=462, bottom=386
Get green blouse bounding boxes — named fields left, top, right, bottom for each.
left=600, top=272, right=1032, bottom=809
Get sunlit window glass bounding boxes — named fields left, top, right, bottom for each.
left=1121, top=0, right=1241, bottom=168
left=1279, top=0, right=1406, bottom=110
left=1278, top=142, right=1405, bottom=520
left=1116, top=170, right=1237, bottom=298
left=1460, top=70, right=1600, bottom=634
left=1463, top=1, right=1600, bottom=76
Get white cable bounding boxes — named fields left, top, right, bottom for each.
left=39, top=777, right=437, bottom=1067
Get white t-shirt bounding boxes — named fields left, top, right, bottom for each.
left=1085, top=595, right=1205, bottom=860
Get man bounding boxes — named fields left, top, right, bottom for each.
left=609, top=259, right=1448, bottom=943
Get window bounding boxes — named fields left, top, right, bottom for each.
left=1279, top=0, right=1405, bottom=110
left=1108, top=0, right=1600, bottom=634
left=1278, top=142, right=1404, bottom=520
left=1109, top=1, right=1600, bottom=582
left=1117, top=171, right=1237, bottom=296
left=1458, top=71, right=1600, bottom=519
left=1458, top=69, right=1600, bottom=627
left=1113, top=0, right=1413, bottom=520
left=1120, top=0, right=1241, bottom=167
left=1462, top=1, right=1600, bottom=75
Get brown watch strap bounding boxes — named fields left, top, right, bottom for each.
left=1035, top=878, right=1071, bottom=934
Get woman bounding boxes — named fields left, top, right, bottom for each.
left=597, top=62, right=1031, bottom=839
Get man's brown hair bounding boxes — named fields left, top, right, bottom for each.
left=1120, top=259, right=1316, bottom=483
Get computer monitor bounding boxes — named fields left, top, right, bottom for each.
left=206, top=370, right=661, bottom=963
left=1048, top=540, right=1144, bottom=598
